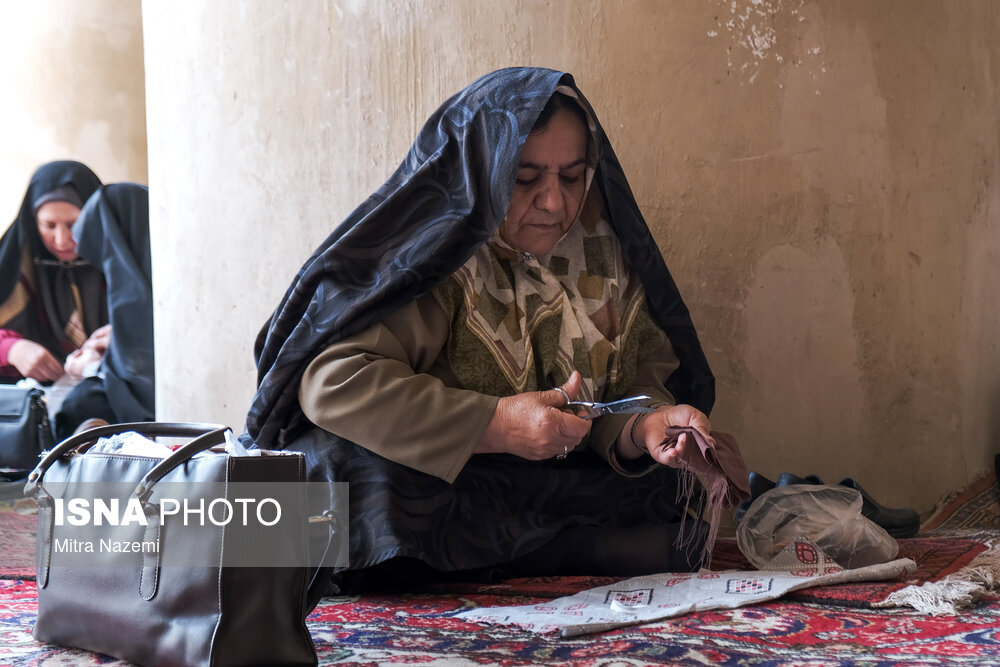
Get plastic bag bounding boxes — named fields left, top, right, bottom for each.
left=736, top=484, right=899, bottom=569
left=87, top=432, right=173, bottom=457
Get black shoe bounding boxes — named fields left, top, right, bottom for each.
left=735, top=472, right=777, bottom=523
left=749, top=471, right=777, bottom=497
left=838, top=477, right=919, bottom=538
left=776, top=472, right=824, bottom=486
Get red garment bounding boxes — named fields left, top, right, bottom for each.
left=0, top=328, right=25, bottom=379
left=0, top=329, right=24, bottom=366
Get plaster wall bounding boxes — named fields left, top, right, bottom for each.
left=142, top=1, right=999, bottom=512
left=0, top=1, right=147, bottom=217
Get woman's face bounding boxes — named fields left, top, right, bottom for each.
left=35, top=201, right=81, bottom=262
left=502, top=108, right=588, bottom=256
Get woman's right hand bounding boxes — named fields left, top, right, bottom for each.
left=8, top=339, right=64, bottom=382
left=475, top=370, right=591, bottom=460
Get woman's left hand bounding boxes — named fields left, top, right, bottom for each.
left=63, top=325, right=112, bottom=378
left=82, top=324, right=112, bottom=354
left=622, top=404, right=716, bottom=475
left=64, top=346, right=104, bottom=378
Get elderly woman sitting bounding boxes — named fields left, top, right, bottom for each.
left=245, top=68, right=748, bottom=595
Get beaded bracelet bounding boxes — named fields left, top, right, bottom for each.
left=629, top=413, right=650, bottom=455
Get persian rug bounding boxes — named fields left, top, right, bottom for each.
left=417, top=537, right=988, bottom=612
left=922, top=473, right=1000, bottom=536
left=0, top=505, right=35, bottom=580
left=0, top=472, right=997, bottom=665
left=1, top=578, right=999, bottom=665
left=715, top=536, right=990, bottom=608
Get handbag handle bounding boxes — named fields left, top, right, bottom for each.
left=133, top=425, right=232, bottom=501
left=24, top=422, right=228, bottom=497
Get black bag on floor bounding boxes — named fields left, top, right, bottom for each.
left=0, top=385, right=53, bottom=473
left=23, top=422, right=319, bottom=666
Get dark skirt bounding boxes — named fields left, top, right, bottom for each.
left=53, top=375, right=155, bottom=441
left=53, top=377, right=118, bottom=441
left=293, top=425, right=708, bottom=591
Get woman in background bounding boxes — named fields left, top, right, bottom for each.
left=54, top=183, right=154, bottom=439
left=0, top=161, right=107, bottom=385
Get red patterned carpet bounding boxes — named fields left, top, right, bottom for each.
left=0, top=508, right=34, bottom=580
left=0, top=476, right=998, bottom=665
left=2, top=577, right=998, bottom=665
left=716, top=536, right=990, bottom=608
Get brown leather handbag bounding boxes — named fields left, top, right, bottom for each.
left=23, top=422, right=319, bottom=666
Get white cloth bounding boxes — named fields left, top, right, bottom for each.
left=456, top=537, right=917, bottom=637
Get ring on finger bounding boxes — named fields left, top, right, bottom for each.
left=556, top=445, right=568, bottom=460
left=553, top=386, right=570, bottom=406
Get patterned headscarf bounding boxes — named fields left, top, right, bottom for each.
left=245, top=68, right=714, bottom=448
left=0, top=161, right=106, bottom=361
left=453, top=189, right=645, bottom=401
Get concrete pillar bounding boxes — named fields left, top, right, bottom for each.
left=142, top=1, right=999, bottom=512
left=0, top=1, right=147, bottom=211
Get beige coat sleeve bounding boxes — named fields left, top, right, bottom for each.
left=589, top=338, right=680, bottom=476
left=298, top=294, right=498, bottom=483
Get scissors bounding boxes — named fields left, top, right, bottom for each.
left=563, top=395, right=655, bottom=420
